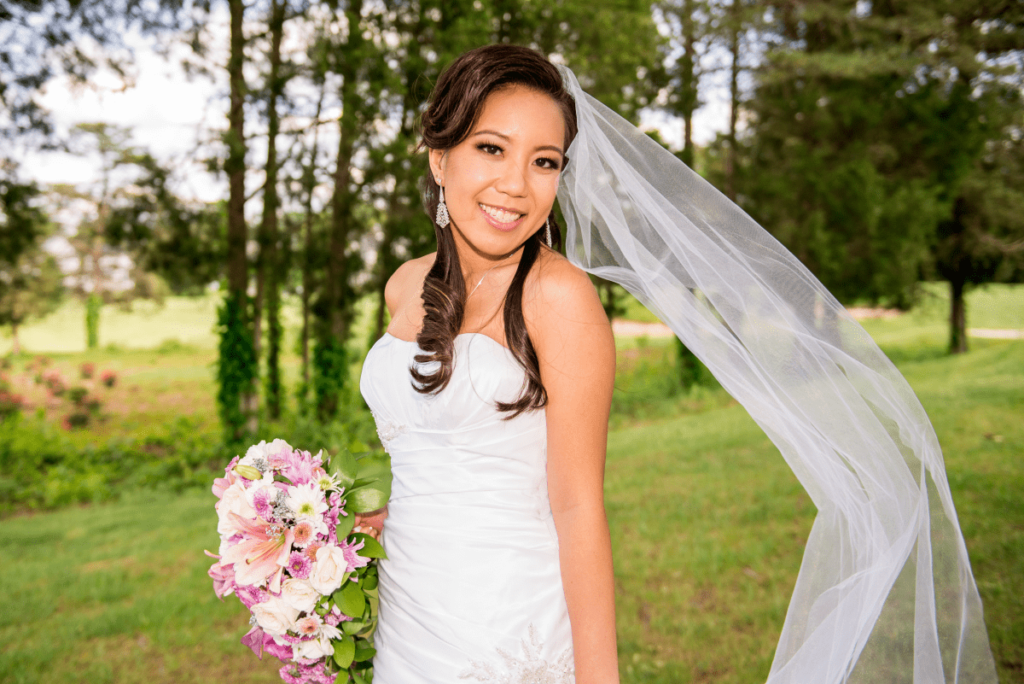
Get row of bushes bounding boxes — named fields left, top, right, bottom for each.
left=0, top=393, right=381, bottom=516
left=610, top=338, right=724, bottom=427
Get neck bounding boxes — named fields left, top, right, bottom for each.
left=452, top=230, right=526, bottom=286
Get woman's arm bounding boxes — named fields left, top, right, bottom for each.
left=527, top=255, right=618, bottom=684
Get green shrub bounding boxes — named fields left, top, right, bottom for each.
left=0, top=415, right=228, bottom=516
left=0, top=402, right=378, bottom=517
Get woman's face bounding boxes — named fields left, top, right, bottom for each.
left=429, top=85, right=566, bottom=260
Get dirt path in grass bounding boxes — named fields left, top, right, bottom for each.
left=613, top=313, right=1024, bottom=340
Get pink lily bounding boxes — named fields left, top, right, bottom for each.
left=204, top=554, right=236, bottom=599
left=212, top=456, right=241, bottom=499
left=242, top=625, right=294, bottom=661
left=220, top=512, right=295, bottom=592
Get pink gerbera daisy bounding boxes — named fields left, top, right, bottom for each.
left=304, top=541, right=323, bottom=561
left=252, top=489, right=275, bottom=520
left=294, top=614, right=322, bottom=636
left=286, top=551, right=312, bottom=579
left=292, top=520, right=315, bottom=548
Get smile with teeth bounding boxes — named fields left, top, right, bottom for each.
left=479, top=203, right=524, bottom=224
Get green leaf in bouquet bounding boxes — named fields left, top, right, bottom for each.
left=346, top=485, right=390, bottom=514
left=354, top=453, right=391, bottom=481
left=342, top=619, right=367, bottom=635
left=352, top=672, right=367, bottom=684
left=354, top=643, right=377, bottom=662
left=233, top=464, right=262, bottom=480
left=350, top=532, right=388, bottom=559
left=334, top=511, right=355, bottom=539
left=362, top=571, right=379, bottom=591
left=330, top=449, right=358, bottom=490
left=332, top=634, right=356, bottom=670
left=336, top=580, right=366, bottom=618
left=368, top=592, right=380, bottom=618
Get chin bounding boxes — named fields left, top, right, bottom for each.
left=457, top=221, right=534, bottom=256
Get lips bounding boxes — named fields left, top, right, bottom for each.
left=479, top=203, right=525, bottom=230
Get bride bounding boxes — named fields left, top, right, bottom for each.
left=359, top=44, right=616, bottom=683
left=358, top=44, right=998, bottom=684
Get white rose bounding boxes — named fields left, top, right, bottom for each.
left=251, top=596, right=299, bottom=636
left=241, top=439, right=293, bottom=466
left=281, top=578, right=319, bottom=614
left=294, top=635, right=334, bottom=661
left=309, top=545, right=348, bottom=596
left=217, top=482, right=256, bottom=536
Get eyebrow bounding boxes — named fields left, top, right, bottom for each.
left=472, top=129, right=565, bottom=157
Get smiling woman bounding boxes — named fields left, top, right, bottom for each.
left=358, top=45, right=619, bottom=684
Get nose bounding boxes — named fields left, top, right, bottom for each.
left=494, top=158, right=528, bottom=198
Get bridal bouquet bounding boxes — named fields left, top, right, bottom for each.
left=206, top=439, right=391, bottom=684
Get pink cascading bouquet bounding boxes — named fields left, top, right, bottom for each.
left=206, top=439, right=391, bottom=684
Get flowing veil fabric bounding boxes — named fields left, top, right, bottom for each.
left=555, top=65, right=997, bottom=683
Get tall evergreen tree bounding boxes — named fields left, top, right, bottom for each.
left=733, top=1, right=976, bottom=311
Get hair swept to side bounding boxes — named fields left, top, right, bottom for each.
left=412, top=44, right=577, bottom=417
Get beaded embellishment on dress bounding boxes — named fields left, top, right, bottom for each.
left=458, top=624, right=575, bottom=684
left=371, top=411, right=407, bottom=453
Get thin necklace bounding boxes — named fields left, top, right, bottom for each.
left=467, top=264, right=498, bottom=299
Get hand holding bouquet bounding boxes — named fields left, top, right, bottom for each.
left=207, top=439, right=391, bottom=684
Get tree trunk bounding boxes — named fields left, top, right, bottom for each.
left=226, top=0, right=248, bottom=301
left=262, top=0, right=285, bottom=420
left=317, top=0, right=364, bottom=420
left=373, top=222, right=395, bottom=342
left=220, top=0, right=256, bottom=440
left=300, top=85, right=325, bottom=404
left=725, top=0, right=740, bottom=201
left=681, top=0, right=695, bottom=169
left=11, top=322, right=20, bottom=355
left=949, top=278, right=968, bottom=354
left=329, top=37, right=359, bottom=344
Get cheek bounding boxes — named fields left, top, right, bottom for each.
left=534, top=174, right=560, bottom=206
left=445, top=159, right=492, bottom=206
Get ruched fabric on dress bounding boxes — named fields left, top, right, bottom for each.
left=360, top=332, right=575, bottom=684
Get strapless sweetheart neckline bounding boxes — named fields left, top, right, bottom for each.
left=381, top=330, right=512, bottom=354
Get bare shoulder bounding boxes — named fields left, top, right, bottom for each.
left=384, top=253, right=436, bottom=316
left=524, top=248, right=613, bottom=361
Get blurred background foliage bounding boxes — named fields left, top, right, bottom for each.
left=0, top=0, right=1019, bottom=506
left=0, top=1, right=1022, bottom=682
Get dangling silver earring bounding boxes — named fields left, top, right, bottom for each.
left=545, top=216, right=553, bottom=248
left=435, top=184, right=450, bottom=228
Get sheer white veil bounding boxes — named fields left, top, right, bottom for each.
left=555, top=64, right=997, bottom=683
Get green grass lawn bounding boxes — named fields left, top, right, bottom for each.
left=1, top=335, right=1020, bottom=683
left=619, top=281, right=1024, bottom=331
left=0, top=286, right=1020, bottom=682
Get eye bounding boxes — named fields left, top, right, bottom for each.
left=536, top=156, right=562, bottom=170
left=476, top=143, right=503, bottom=156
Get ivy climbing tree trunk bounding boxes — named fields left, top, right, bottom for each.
left=261, top=0, right=285, bottom=421
left=85, top=293, right=101, bottom=349
left=218, top=0, right=256, bottom=443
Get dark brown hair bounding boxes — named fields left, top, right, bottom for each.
left=412, top=44, right=578, bottom=417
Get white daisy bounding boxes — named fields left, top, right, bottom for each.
left=285, top=482, right=329, bottom=533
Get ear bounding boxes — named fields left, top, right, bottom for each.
left=428, top=148, right=446, bottom=186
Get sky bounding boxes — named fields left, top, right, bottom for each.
left=20, top=15, right=734, bottom=205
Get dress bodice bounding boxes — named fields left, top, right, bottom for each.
left=358, top=332, right=574, bottom=684
left=360, top=332, right=550, bottom=517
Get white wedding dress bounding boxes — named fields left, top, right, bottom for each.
left=359, top=331, right=575, bottom=684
